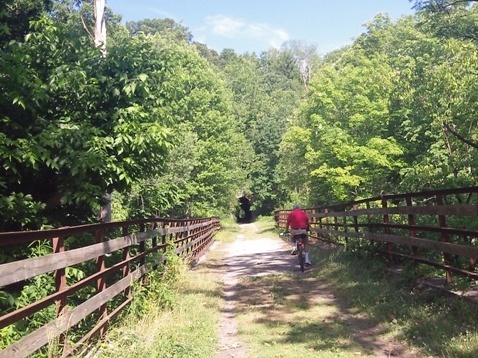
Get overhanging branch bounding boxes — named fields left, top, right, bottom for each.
left=443, top=122, right=478, bottom=150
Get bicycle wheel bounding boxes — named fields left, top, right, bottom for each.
left=298, top=247, right=305, bottom=272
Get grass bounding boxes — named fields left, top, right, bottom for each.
left=82, top=248, right=225, bottom=358
left=314, top=248, right=478, bottom=358
left=225, top=217, right=478, bottom=357
left=79, top=217, right=478, bottom=358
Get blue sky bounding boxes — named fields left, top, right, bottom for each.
left=108, top=0, right=416, bottom=55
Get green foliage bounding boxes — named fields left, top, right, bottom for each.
left=0, top=0, right=52, bottom=43
left=279, top=9, right=478, bottom=206
left=110, top=36, right=252, bottom=218
left=0, top=15, right=176, bottom=229
left=128, top=243, right=185, bottom=317
left=221, top=48, right=308, bottom=215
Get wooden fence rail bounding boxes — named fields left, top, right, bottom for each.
left=0, top=217, right=220, bottom=357
left=276, top=186, right=478, bottom=284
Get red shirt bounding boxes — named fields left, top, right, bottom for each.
left=286, top=209, right=309, bottom=230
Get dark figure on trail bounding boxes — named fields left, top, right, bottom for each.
left=237, top=196, right=252, bottom=223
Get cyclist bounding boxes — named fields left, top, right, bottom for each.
left=285, top=204, right=311, bottom=265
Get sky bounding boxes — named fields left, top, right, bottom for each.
left=107, top=0, right=417, bottom=55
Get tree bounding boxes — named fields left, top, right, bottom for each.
left=0, top=0, right=52, bottom=43
left=278, top=17, right=409, bottom=204
left=0, top=13, right=177, bottom=229
left=113, top=36, right=253, bottom=218
left=411, top=0, right=477, bottom=12
left=280, top=40, right=321, bottom=88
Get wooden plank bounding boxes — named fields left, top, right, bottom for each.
left=0, top=265, right=148, bottom=358
left=310, top=204, right=478, bottom=218
left=0, top=231, right=153, bottom=287
left=175, top=231, right=210, bottom=255
left=379, top=250, right=478, bottom=280
left=0, top=218, right=214, bottom=246
left=0, top=218, right=218, bottom=357
left=313, top=228, right=478, bottom=258
left=153, top=221, right=212, bottom=235
left=357, top=223, right=478, bottom=237
left=0, top=255, right=143, bottom=330
left=68, top=297, right=133, bottom=356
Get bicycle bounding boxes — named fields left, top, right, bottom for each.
left=283, top=231, right=308, bottom=272
left=294, top=233, right=307, bottom=272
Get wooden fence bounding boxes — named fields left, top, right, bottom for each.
left=0, top=217, right=220, bottom=357
left=276, top=186, right=478, bottom=284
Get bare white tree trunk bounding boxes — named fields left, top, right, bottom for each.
left=94, top=0, right=106, bottom=55
left=94, top=0, right=110, bottom=221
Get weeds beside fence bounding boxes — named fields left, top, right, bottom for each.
left=276, top=186, right=478, bottom=286
left=0, top=217, right=220, bottom=357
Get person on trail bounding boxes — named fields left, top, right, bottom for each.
left=285, top=204, right=311, bottom=265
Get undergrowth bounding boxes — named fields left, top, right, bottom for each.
left=67, top=217, right=478, bottom=358
left=314, top=245, right=478, bottom=357
left=81, top=244, right=223, bottom=358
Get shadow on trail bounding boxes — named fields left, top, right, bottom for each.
left=218, top=238, right=415, bottom=357
left=233, top=272, right=404, bottom=356
left=192, top=227, right=478, bottom=357
left=223, top=249, right=297, bottom=277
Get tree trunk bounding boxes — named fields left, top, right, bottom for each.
left=94, top=0, right=110, bottom=222
left=94, top=0, right=106, bottom=54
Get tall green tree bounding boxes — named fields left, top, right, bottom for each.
left=116, top=36, right=252, bottom=218
left=279, top=9, right=478, bottom=206
left=219, top=47, right=309, bottom=215
left=0, top=0, right=52, bottom=43
left=0, top=10, right=176, bottom=229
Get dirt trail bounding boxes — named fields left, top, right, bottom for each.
left=210, top=223, right=418, bottom=358
left=214, top=224, right=295, bottom=358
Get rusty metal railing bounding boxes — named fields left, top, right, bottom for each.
left=0, top=217, right=220, bottom=357
left=276, top=187, right=478, bottom=284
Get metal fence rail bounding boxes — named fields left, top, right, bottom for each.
left=276, top=186, right=478, bottom=284
left=0, top=217, right=220, bottom=357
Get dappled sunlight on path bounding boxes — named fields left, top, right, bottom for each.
left=209, top=222, right=419, bottom=358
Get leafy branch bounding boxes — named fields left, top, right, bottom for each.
left=443, top=122, right=478, bottom=151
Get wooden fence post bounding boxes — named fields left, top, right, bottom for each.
left=52, top=235, right=68, bottom=353
left=436, top=194, right=453, bottom=284
left=311, top=208, right=317, bottom=240
left=150, top=221, right=159, bottom=271
left=52, top=236, right=67, bottom=315
left=343, top=210, right=348, bottom=250
left=382, top=197, right=392, bottom=264
left=139, top=223, right=146, bottom=283
left=406, top=196, right=418, bottom=258
left=122, top=225, right=131, bottom=297
left=324, top=208, right=329, bottom=239
left=353, top=204, right=359, bottom=250
left=468, top=191, right=478, bottom=273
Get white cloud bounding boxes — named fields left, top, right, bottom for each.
left=204, top=15, right=289, bottom=49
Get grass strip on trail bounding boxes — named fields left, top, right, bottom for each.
left=232, top=218, right=478, bottom=358
left=83, top=216, right=478, bottom=358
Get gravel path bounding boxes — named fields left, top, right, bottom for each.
left=215, top=224, right=300, bottom=358
left=211, top=224, right=419, bottom=358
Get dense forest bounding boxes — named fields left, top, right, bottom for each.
left=2, top=0, right=478, bottom=231
left=2, top=0, right=478, bottom=352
